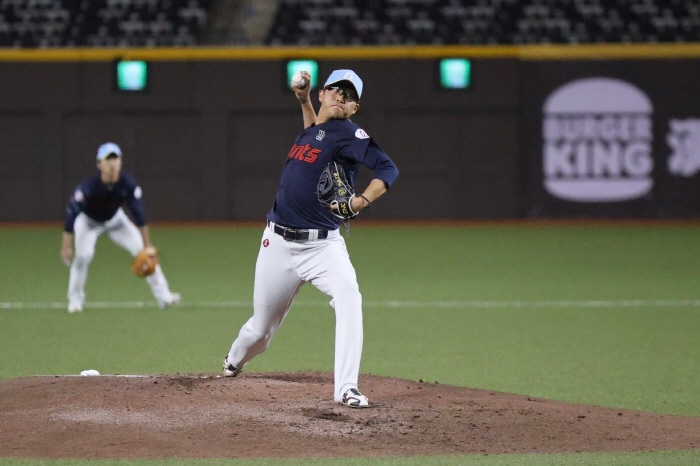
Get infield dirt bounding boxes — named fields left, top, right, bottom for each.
left=1, top=372, right=698, bottom=458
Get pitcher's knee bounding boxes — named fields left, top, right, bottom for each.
left=73, top=254, right=93, bottom=267
left=332, top=290, right=363, bottom=321
left=340, top=287, right=362, bottom=309
left=247, top=328, right=275, bottom=351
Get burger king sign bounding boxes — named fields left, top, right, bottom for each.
left=542, top=77, right=653, bottom=202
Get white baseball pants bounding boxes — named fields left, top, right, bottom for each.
left=227, top=223, right=364, bottom=402
left=67, top=208, right=174, bottom=306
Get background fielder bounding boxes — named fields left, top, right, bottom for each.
left=61, top=142, right=180, bottom=313
left=223, top=69, right=399, bottom=408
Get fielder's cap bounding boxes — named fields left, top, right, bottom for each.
left=324, top=69, right=363, bottom=99
left=96, top=142, right=122, bottom=161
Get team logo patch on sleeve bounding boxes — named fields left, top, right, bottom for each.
left=74, top=190, right=84, bottom=202
left=134, top=186, right=143, bottom=199
left=355, top=129, right=369, bottom=139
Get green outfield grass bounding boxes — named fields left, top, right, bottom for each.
left=2, top=449, right=700, bottom=465
left=1, top=223, right=699, bottom=465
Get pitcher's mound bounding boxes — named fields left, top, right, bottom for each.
left=1, top=372, right=698, bottom=458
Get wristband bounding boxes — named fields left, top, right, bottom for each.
left=359, top=194, right=372, bottom=208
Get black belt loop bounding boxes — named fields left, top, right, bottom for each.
left=267, top=220, right=328, bottom=241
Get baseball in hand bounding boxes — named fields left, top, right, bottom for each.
left=291, top=72, right=306, bottom=88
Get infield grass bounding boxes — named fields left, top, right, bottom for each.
left=2, top=449, right=700, bottom=465
left=1, top=223, right=699, bottom=465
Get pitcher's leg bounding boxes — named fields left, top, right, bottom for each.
left=68, top=214, right=101, bottom=309
left=329, top=287, right=363, bottom=402
left=306, top=237, right=364, bottom=402
left=227, top=228, right=303, bottom=370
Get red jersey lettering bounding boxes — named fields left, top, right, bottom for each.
left=287, top=144, right=301, bottom=159
left=297, top=144, right=311, bottom=160
left=305, top=148, right=321, bottom=163
left=287, top=144, right=322, bottom=164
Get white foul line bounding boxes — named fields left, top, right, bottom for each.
left=2, top=299, right=700, bottom=310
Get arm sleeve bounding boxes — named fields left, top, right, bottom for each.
left=337, top=127, right=399, bottom=188
left=64, top=188, right=85, bottom=233
left=124, top=178, right=147, bottom=227
left=360, top=139, right=399, bottom=188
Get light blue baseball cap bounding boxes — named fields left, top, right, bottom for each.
left=324, top=69, right=363, bottom=99
left=96, top=142, right=122, bottom=161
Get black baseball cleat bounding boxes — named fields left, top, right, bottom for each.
left=222, top=355, right=241, bottom=377
left=341, top=388, right=370, bottom=408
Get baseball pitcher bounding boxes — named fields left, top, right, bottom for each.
left=223, top=69, right=399, bottom=408
left=60, top=142, right=180, bottom=313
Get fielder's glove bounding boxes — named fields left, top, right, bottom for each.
left=131, top=246, right=159, bottom=277
left=317, top=161, right=359, bottom=220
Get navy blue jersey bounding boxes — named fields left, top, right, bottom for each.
left=268, top=118, right=399, bottom=230
left=64, top=173, right=146, bottom=233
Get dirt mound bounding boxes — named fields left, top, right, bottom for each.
left=1, top=372, right=698, bottom=458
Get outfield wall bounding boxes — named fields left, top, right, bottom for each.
left=1, top=45, right=699, bottom=222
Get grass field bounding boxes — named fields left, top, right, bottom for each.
left=1, top=222, right=699, bottom=465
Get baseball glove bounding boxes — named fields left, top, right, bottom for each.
left=317, top=161, right=359, bottom=220
left=131, top=246, right=159, bottom=277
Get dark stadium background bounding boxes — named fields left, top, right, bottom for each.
left=1, top=0, right=699, bottom=222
